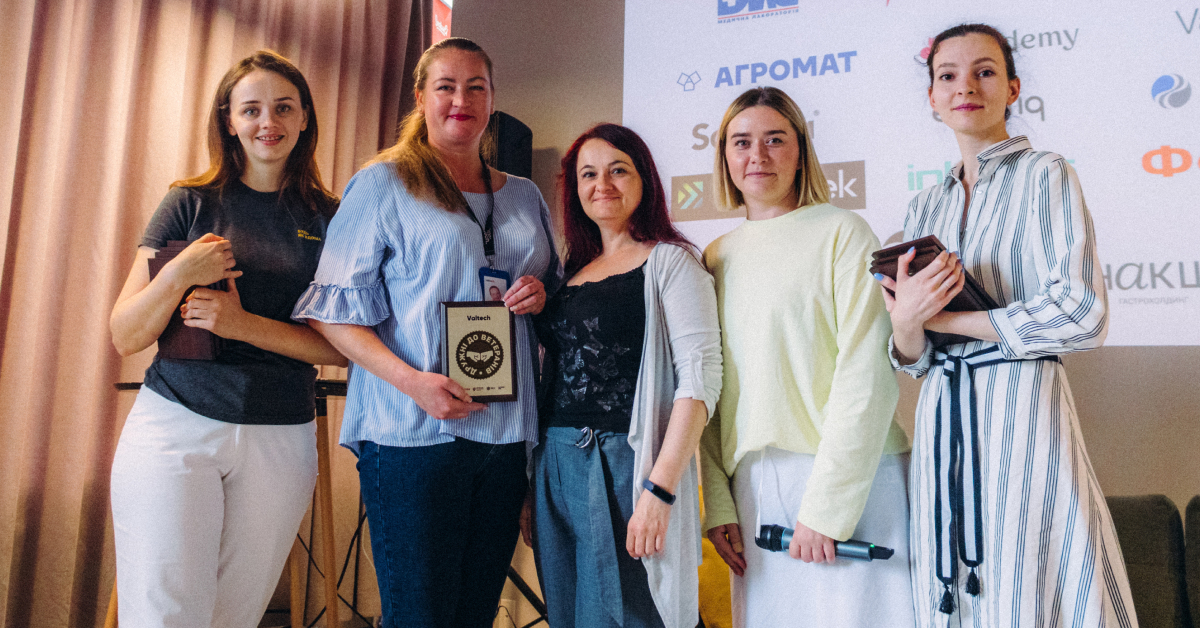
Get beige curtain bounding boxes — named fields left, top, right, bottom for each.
left=0, top=1, right=428, bottom=626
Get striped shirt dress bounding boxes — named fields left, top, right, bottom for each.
left=891, top=137, right=1138, bottom=627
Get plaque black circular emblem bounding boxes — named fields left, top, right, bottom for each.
left=455, top=331, right=504, bottom=380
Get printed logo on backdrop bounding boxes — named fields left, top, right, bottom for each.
left=678, top=71, right=702, bottom=92
left=672, top=175, right=717, bottom=220
left=909, top=157, right=1075, bottom=191
left=917, top=29, right=1082, bottom=57
left=1104, top=260, right=1200, bottom=307
left=1004, top=28, right=1080, bottom=51
left=1142, top=145, right=1199, bottom=177
left=690, top=111, right=817, bottom=150
left=908, top=162, right=954, bottom=191
left=1177, top=9, right=1198, bottom=34
left=432, top=0, right=452, bottom=44
left=670, top=161, right=866, bottom=221
left=826, top=161, right=865, bottom=209
left=1152, top=75, right=1191, bottom=109
left=918, top=38, right=934, bottom=62
left=717, top=0, right=798, bottom=23
left=714, top=51, right=856, bottom=88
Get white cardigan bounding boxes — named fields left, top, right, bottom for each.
left=627, top=243, right=723, bottom=628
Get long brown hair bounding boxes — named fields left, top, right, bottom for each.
left=369, top=38, right=494, bottom=213
left=712, top=87, right=829, bottom=211
left=173, top=50, right=337, bottom=217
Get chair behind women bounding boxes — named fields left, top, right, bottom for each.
left=1105, top=495, right=1191, bottom=628
left=1188, top=496, right=1200, bottom=628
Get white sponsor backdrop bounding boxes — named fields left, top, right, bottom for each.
left=623, top=0, right=1200, bottom=346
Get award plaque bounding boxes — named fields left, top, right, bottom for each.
left=440, top=301, right=518, bottom=402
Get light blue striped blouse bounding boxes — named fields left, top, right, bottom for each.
left=292, top=162, right=561, bottom=451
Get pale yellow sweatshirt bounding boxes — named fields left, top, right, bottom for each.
left=699, top=203, right=909, bottom=541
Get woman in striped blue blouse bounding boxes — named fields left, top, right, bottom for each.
left=877, top=23, right=1137, bottom=627
left=291, top=38, right=560, bottom=627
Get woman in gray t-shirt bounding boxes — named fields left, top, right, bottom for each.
left=108, top=51, right=344, bottom=628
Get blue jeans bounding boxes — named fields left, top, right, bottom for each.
left=531, top=427, right=664, bottom=628
left=358, top=438, right=527, bottom=628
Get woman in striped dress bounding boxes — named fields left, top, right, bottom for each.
left=877, top=24, right=1138, bottom=627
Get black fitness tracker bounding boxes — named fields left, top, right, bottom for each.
left=642, top=478, right=676, bottom=505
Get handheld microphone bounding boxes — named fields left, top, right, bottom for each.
left=754, top=524, right=894, bottom=561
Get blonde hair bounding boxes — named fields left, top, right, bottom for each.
left=369, top=38, right=494, bottom=212
left=713, top=86, right=829, bottom=210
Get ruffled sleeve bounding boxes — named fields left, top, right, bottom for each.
left=292, top=164, right=396, bottom=326
left=292, top=281, right=390, bottom=326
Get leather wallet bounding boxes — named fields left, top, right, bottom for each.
left=871, top=235, right=1000, bottom=347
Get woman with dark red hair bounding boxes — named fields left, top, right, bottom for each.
left=520, top=123, right=721, bottom=628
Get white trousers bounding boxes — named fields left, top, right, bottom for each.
left=110, top=387, right=317, bottom=628
left=731, top=448, right=915, bottom=628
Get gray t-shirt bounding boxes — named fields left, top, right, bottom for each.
left=141, top=180, right=332, bottom=424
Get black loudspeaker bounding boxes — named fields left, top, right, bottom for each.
left=487, top=111, right=533, bottom=179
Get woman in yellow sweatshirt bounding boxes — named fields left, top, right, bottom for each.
left=699, top=86, right=912, bottom=627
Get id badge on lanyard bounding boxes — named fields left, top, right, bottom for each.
left=480, top=267, right=510, bottom=302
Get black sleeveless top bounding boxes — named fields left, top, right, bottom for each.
left=536, top=265, right=646, bottom=433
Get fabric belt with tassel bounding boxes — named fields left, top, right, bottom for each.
left=931, top=345, right=1060, bottom=615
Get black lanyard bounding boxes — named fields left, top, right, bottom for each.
left=463, top=155, right=496, bottom=266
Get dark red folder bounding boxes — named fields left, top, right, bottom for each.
left=147, top=240, right=226, bottom=360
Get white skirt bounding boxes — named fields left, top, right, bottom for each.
left=731, top=448, right=915, bottom=628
